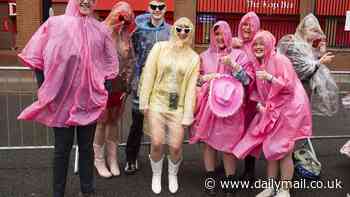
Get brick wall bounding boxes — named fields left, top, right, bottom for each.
left=16, top=0, right=42, bottom=50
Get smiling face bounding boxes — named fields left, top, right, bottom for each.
left=148, top=0, right=166, bottom=21
left=214, top=26, right=226, bottom=49
left=76, top=0, right=96, bottom=16
left=241, top=21, right=253, bottom=41
left=175, top=24, right=191, bottom=40
left=253, top=37, right=265, bottom=60
left=304, top=26, right=323, bottom=43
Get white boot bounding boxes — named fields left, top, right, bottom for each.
left=106, top=140, right=120, bottom=177
left=275, top=188, right=291, bottom=197
left=256, top=188, right=276, bottom=197
left=149, top=155, right=164, bottom=194
left=168, top=156, right=182, bottom=194
left=93, top=144, right=112, bottom=178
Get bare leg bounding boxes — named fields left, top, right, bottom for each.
left=280, top=151, right=294, bottom=189
left=149, top=112, right=165, bottom=162
left=267, top=160, right=279, bottom=179
left=168, top=129, right=184, bottom=163
left=203, top=144, right=217, bottom=172
left=94, top=122, right=106, bottom=146
left=223, top=153, right=237, bottom=176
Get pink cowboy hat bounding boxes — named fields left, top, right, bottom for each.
left=209, top=74, right=244, bottom=117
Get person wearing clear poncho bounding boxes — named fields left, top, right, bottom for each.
left=93, top=1, right=136, bottom=179
left=277, top=13, right=339, bottom=116
left=17, top=0, right=119, bottom=196
left=139, top=17, right=199, bottom=194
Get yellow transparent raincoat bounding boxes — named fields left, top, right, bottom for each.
left=139, top=17, right=199, bottom=139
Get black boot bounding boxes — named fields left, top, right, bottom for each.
left=204, top=171, right=217, bottom=196
left=241, top=156, right=255, bottom=182
left=224, top=174, right=239, bottom=197
left=79, top=192, right=95, bottom=197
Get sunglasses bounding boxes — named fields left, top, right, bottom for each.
left=175, top=26, right=191, bottom=34
left=149, top=4, right=166, bottom=11
left=79, top=0, right=95, bottom=3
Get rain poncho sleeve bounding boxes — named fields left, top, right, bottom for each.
left=104, top=33, right=119, bottom=80
left=278, top=34, right=339, bottom=116
left=182, top=57, right=200, bottom=125
left=139, top=42, right=161, bottom=111
left=278, top=41, right=320, bottom=81
left=251, top=56, right=295, bottom=111
left=18, top=21, right=49, bottom=71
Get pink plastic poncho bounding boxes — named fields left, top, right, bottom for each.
left=237, top=11, right=261, bottom=129
left=18, top=0, right=119, bottom=127
left=233, top=31, right=312, bottom=161
left=237, top=11, right=261, bottom=59
left=190, top=21, right=253, bottom=153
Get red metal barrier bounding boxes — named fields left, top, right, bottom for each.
left=197, top=0, right=300, bottom=15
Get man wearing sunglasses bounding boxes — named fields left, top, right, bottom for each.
left=125, top=0, right=171, bottom=175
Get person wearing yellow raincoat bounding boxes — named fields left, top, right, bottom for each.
left=139, top=17, right=199, bottom=194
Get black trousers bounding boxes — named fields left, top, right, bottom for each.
left=125, top=109, right=144, bottom=163
left=53, top=124, right=96, bottom=197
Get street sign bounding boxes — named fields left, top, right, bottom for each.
left=346, top=11, right=350, bottom=31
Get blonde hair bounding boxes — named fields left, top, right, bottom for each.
left=149, top=0, right=166, bottom=3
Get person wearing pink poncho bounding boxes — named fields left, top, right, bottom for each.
left=232, top=11, right=261, bottom=181
left=190, top=21, right=253, bottom=196
left=233, top=31, right=312, bottom=197
left=17, top=0, right=119, bottom=196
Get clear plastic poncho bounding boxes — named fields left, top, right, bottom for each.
left=277, top=14, right=339, bottom=116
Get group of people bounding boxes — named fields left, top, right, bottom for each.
left=17, top=0, right=340, bottom=197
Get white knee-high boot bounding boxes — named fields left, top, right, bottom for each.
left=149, top=155, right=164, bottom=194
left=168, top=156, right=182, bottom=194
left=106, top=140, right=120, bottom=176
left=93, top=144, right=112, bottom=178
